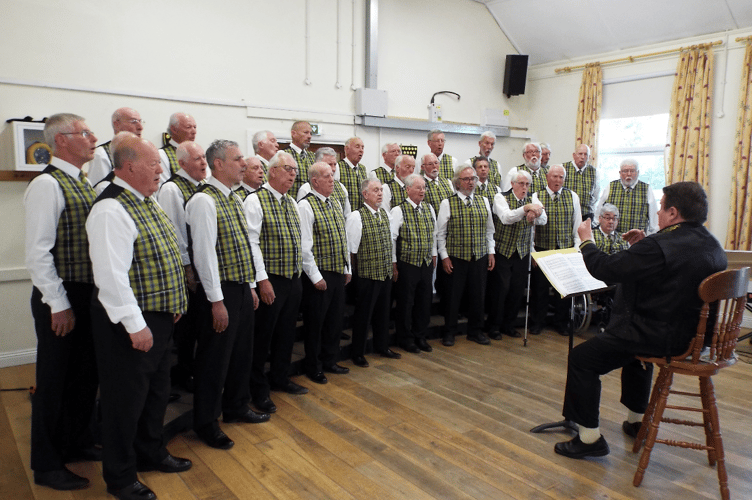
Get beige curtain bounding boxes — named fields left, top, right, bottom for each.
left=666, top=46, right=714, bottom=189
left=575, top=63, right=602, bottom=165
left=725, top=41, right=752, bottom=250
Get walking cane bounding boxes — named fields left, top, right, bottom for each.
left=523, top=224, right=535, bottom=347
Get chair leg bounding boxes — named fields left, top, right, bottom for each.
left=699, top=376, right=717, bottom=466
left=634, top=370, right=672, bottom=487
left=633, top=367, right=668, bottom=453
left=703, top=377, right=730, bottom=500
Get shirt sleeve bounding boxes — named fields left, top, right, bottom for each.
left=436, top=199, right=450, bottom=260
left=185, top=193, right=224, bottom=302
left=298, top=199, right=322, bottom=284
left=345, top=210, right=363, bottom=255
left=381, top=184, right=392, bottom=212
left=156, top=183, right=190, bottom=265
left=647, top=187, right=659, bottom=234
left=483, top=197, right=495, bottom=255
left=158, top=149, right=171, bottom=187
left=243, top=193, right=268, bottom=282
left=571, top=191, right=582, bottom=246
left=389, top=205, right=404, bottom=263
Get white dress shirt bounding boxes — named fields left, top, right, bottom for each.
left=297, top=181, right=352, bottom=218
left=389, top=199, right=437, bottom=263
left=381, top=176, right=406, bottom=211
left=345, top=203, right=392, bottom=255
left=436, top=192, right=496, bottom=260
left=156, top=168, right=203, bottom=265
left=86, top=143, right=112, bottom=186
left=158, top=139, right=180, bottom=186
left=493, top=192, right=547, bottom=226
left=298, top=189, right=351, bottom=284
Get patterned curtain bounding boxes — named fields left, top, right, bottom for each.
left=726, top=41, right=752, bottom=250
left=575, top=63, right=602, bottom=166
left=666, top=46, right=714, bottom=189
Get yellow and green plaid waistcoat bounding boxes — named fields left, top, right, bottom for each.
left=233, top=184, right=255, bottom=202
left=388, top=179, right=407, bottom=209
left=471, top=156, right=502, bottom=188
left=257, top=187, right=302, bottom=278
left=396, top=201, right=435, bottom=267
left=494, top=192, right=533, bottom=259
left=101, top=141, right=113, bottom=165
left=474, top=182, right=497, bottom=206
left=103, top=186, right=188, bottom=313
left=305, top=194, right=348, bottom=274
left=166, top=174, right=202, bottom=204
left=446, top=194, right=489, bottom=261
left=424, top=176, right=453, bottom=215
left=563, top=161, right=597, bottom=215
left=515, top=164, right=549, bottom=194
left=356, top=206, right=393, bottom=280
left=374, top=166, right=394, bottom=185
left=338, top=160, right=367, bottom=210
left=606, top=180, right=651, bottom=233
left=195, top=184, right=255, bottom=283
left=535, top=188, right=575, bottom=250
left=44, top=166, right=95, bottom=283
left=438, top=154, right=454, bottom=180
left=284, top=147, right=315, bottom=196
left=593, top=227, right=629, bottom=255
left=332, top=181, right=347, bottom=214
left=161, top=144, right=179, bottom=176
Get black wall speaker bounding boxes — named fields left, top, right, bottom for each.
left=503, top=54, right=528, bottom=98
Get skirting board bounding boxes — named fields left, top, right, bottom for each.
left=0, top=348, right=36, bottom=368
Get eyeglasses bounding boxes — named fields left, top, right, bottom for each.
left=124, top=119, right=144, bottom=125
left=459, top=176, right=478, bottom=182
left=601, top=215, right=619, bottom=221
left=61, top=130, right=95, bottom=138
left=276, top=164, right=299, bottom=174
left=620, top=169, right=637, bottom=174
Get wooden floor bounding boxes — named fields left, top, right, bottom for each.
left=2, top=330, right=752, bottom=500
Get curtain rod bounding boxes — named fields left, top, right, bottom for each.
left=736, top=35, right=752, bottom=42
left=555, top=40, right=723, bottom=74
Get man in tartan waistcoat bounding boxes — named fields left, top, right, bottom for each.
left=592, top=204, right=629, bottom=255
left=473, top=156, right=501, bottom=205
left=338, top=136, right=368, bottom=210
left=245, top=151, right=308, bottom=415
left=563, top=144, right=599, bottom=221
left=390, top=174, right=437, bottom=354
left=436, top=164, right=496, bottom=347
left=297, top=147, right=352, bottom=218
left=251, top=130, right=279, bottom=180
left=235, top=156, right=265, bottom=200
left=427, top=129, right=457, bottom=180
left=373, top=142, right=401, bottom=184
left=346, top=178, right=402, bottom=367
left=186, top=140, right=268, bottom=453
left=382, top=154, right=417, bottom=210
left=469, top=131, right=502, bottom=188
left=88, top=107, right=143, bottom=186
left=284, top=121, right=315, bottom=196
left=540, top=143, right=552, bottom=169
left=502, top=142, right=548, bottom=193
left=156, top=141, right=208, bottom=392
left=299, top=162, right=352, bottom=384
left=421, top=153, right=455, bottom=215
left=594, top=159, right=658, bottom=235
left=159, top=112, right=197, bottom=186
left=530, top=165, right=582, bottom=335
left=487, top=170, right=546, bottom=339
left=26, top=114, right=100, bottom=492
left=88, top=135, right=192, bottom=499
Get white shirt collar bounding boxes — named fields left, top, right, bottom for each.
left=177, top=168, right=202, bottom=185
left=262, top=181, right=285, bottom=201
left=50, top=156, right=83, bottom=179
left=112, top=176, right=146, bottom=200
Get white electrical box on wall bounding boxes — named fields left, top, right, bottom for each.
left=355, top=88, right=388, bottom=117
left=481, top=108, right=510, bottom=128
left=0, top=121, right=50, bottom=171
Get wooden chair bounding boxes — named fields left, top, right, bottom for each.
left=632, top=267, right=750, bottom=500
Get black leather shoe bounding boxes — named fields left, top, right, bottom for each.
left=270, top=379, right=309, bottom=395
left=340, top=332, right=351, bottom=340
left=416, top=338, right=433, bottom=352
left=529, top=325, right=542, bottom=335
left=352, top=356, right=369, bottom=367
left=64, top=445, right=102, bottom=463
left=34, top=468, right=89, bottom=491
left=401, top=343, right=420, bottom=354
left=224, top=408, right=271, bottom=424
left=306, top=371, right=328, bottom=384
left=106, top=480, right=156, bottom=500
left=504, top=327, right=522, bottom=338
left=622, top=420, right=642, bottom=438
left=554, top=435, right=610, bottom=459
left=378, top=348, right=402, bottom=359
left=488, top=329, right=502, bottom=340
left=323, top=363, right=349, bottom=374
left=197, top=428, right=234, bottom=450
left=138, top=454, right=192, bottom=473
left=253, top=397, right=277, bottom=414
left=442, top=334, right=455, bottom=346
left=467, top=333, right=490, bottom=345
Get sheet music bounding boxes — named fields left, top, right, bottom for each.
left=532, top=249, right=608, bottom=298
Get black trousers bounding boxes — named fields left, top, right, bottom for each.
left=193, top=282, right=255, bottom=433
left=92, top=300, right=174, bottom=490
left=531, top=248, right=570, bottom=329
left=302, top=271, right=346, bottom=373
left=251, top=274, right=302, bottom=400
left=562, top=332, right=653, bottom=429
left=444, top=255, right=488, bottom=337
left=394, top=260, right=434, bottom=345
left=30, top=283, right=98, bottom=472
left=172, top=282, right=203, bottom=383
left=352, top=276, right=392, bottom=356
left=488, top=252, right=528, bottom=329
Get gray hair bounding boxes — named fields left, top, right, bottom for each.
left=523, top=142, right=541, bottom=154
left=421, top=153, right=438, bottom=165
left=360, top=177, right=381, bottom=195
left=308, top=161, right=330, bottom=180
left=620, top=158, right=639, bottom=170
left=599, top=203, right=620, bottom=218
left=167, top=112, right=184, bottom=134
left=381, top=142, right=399, bottom=154
left=251, top=130, right=272, bottom=154
left=112, top=134, right=142, bottom=170
left=176, top=141, right=196, bottom=162
left=513, top=170, right=532, bottom=184
left=427, top=129, right=443, bottom=141
left=480, top=131, right=496, bottom=141
left=539, top=142, right=551, bottom=152
left=403, top=173, right=424, bottom=188
left=206, top=139, right=238, bottom=170
left=395, top=154, right=410, bottom=169
left=269, top=150, right=295, bottom=171
left=43, top=113, right=85, bottom=152
left=345, top=136, right=362, bottom=148
left=315, top=147, right=337, bottom=162
left=452, top=165, right=477, bottom=190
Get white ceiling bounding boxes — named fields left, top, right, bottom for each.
left=472, top=0, right=752, bottom=65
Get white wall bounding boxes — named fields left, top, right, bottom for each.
left=0, top=0, right=526, bottom=366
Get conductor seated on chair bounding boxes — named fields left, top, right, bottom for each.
left=554, top=181, right=727, bottom=460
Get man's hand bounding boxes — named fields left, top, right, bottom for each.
left=258, top=279, right=275, bottom=305
left=211, top=300, right=229, bottom=333
left=51, top=308, right=75, bottom=337
left=173, top=313, right=182, bottom=324
left=487, top=254, right=495, bottom=271
left=314, top=279, right=327, bottom=291
left=184, top=265, right=197, bottom=293
left=524, top=204, right=542, bottom=217
left=251, top=288, right=260, bottom=310
left=622, top=229, right=646, bottom=245
left=392, top=263, right=399, bottom=282
left=432, top=256, right=437, bottom=269
left=442, top=257, right=453, bottom=274
left=577, top=219, right=594, bottom=242
left=526, top=210, right=537, bottom=223
left=130, top=327, right=154, bottom=352
left=344, top=274, right=352, bottom=286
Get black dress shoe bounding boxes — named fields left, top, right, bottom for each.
left=442, top=334, right=455, bottom=346
left=378, top=348, right=402, bottom=359
left=306, top=371, right=328, bottom=384
left=34, top=468, right=89, bottom=491
left=107, top=480, right=156, bottom=500
left=340, top=332, right=351, bottom=340
left=197, top=428, right=234, bottom=450
left=323, top=363, right=350, bottom=374
left=64, top=445, right=102, bottom=463
left=138, top=454, right=193, bottom=473
left=622, top=420, right=642, bottom=438
left=401, top=343, right=420, bottom=354
left=504, top=327, right=522, bottom=338
left=270, top=379, right=309, bottom=395
left=352, top=356, right=369, bottom=367
left=467, top=333, right=490, bottom=345
left=416, top=338, right=433, bottom=352
left=224, top=408, right=271, bottom=424
left=529, top=325, right=542, bottom=335
left=253, top=397, right=277, bottom=414
left=554, top=435, right=610, bottom=459
left=488, top=329, right=503, bottom=340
